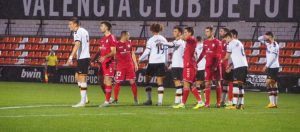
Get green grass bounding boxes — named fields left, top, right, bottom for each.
left=0, top=82, right=299, bottom=132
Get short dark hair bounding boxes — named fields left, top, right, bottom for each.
left=101, top=21, right=112, bottom=31
left=185, top=27, right=194, bottom=36
left=205, top=26, right=213, bottom=31
left=150, top=23, right=163, bottom=33
left=120, top=31, right=129, bottom=36
left=265, top=31, right=274, bottom=38
left=196, top=36, right=202, bottom=42
left=173, top=26, right=183, bottom=34
left=69, top=17, right=80, bottom=25
left=221, top=27, right=230, bottom=33
left=224, top=32, right=233, bottom=38
left=230, top=29, right=238, bottom=37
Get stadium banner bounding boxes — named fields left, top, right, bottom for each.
left=0, top=0, right=299, bottom=22
left=1, top=66, right=299, bottom=92
left=0, top=66, right=44, bottom=82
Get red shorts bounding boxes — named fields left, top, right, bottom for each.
left=114, top=66, right=136, bottom=82
left=183, top=67, right=196, bottom=83
left=212, top=62, right=225, bottom=81
left=205, top=57, right=221, bottom=81
left=100, top=61, right=115, bottom=77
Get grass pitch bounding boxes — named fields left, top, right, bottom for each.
left=0, top=82, right=299, bottom=132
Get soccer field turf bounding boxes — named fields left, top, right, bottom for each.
left=0, top=82, right=299, bottom=132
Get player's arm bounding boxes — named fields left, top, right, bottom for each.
left=139, top=48, right=150, bottom=62
left=91, top=50, right=101, bottom=63
left=99, top=47, right=116, bottom=63
left=131, top=50, right=139, bottom=71
left=223, top=52, right=231, bottom=62
left=196, top=48, right=205, bottom=64
left=67, top=41, right=80, bottom=65
left=139, top=41, right=151, bottom=63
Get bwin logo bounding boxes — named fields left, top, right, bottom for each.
left=21, top=69, right=41, bottom=79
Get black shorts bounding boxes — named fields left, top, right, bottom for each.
left=146, top=63, right=166, bottom=77
left=224, top=71, right=233, bottom=81
left=196, top=70, right=205, bottom=81
left=171, top=67, right=183, bottom=80
left=47, top=66, right=56, bottom=74
left=233, top=66, right=248, bottom=83
left=77, top=58, right=90, bottom=74
left=266, top=68, right=279, bottom=81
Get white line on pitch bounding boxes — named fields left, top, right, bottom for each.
left=0, top=104, right=70, bottom=110
left=0, top=113, right=137, bottom=118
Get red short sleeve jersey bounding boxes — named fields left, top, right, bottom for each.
left=183, top=36, right=197, bottom=68
left=115, top=40, right=134, bottom=69
left=99, top=34, right=117, bottom=63
left=202, top=38, right=223, bottom=58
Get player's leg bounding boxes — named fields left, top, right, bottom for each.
left=266, top=68, right=279, bottom=108
left=172, top=68, right=183, bottom=105
left=266, top=78, right=274, bottom=107
left=237, top=81, right=245, bottom=109
left=221, top=70, right=233, bottom=107
left=72, top=59, right=90, bottom=107
left=204, top=62, right=213, bottom=107
left=173, top=80, right=189, bottom=109
left=127, top=67, right=138, bottom=104
left=173, top=67, right=190, bottom=109
left=156, top=63, right=166, bottom=106
left=129, top=79, right=139, bottom=104
left=226, top=68, right=239, bottom=109
left=195, top=70, right=205, bottom=103
left=143, top=64, right=153, bottom=105
left=236, top=67, right=248, bottom=109
left=99, top=62, right=115, bottom=107
left=221, top=80, right=229, bottom=107
left=113, top=81, right=120, bottom=104
left=113, top=70, right=124, bottom=104
left=99, top=76, right=113, bottom=107
left=174, top=80, right=183, bottom=104
left=143, top=74, right=153, bottom=105
left=227, top=81, right=233, bottom=105
left=189, top=68, right=204, bottom=109
left=215, top=63, right=223, bottom=107
left=156, top=76, right=165, bottom=106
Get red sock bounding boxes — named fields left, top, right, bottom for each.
left=114, top=83, right=120, bottom=100
left=192, top=87, right=202, bottom=102
left=182, top=88, right=190, bottom=104
left=216, top=86, right=222, bottom=104
left=105, top=85, right=112, bottom=102
left=205, top=87, right=211, bottom=105
left=228, top=82, right=233, bottom=101
left=131, top=83, right=138, bottom=98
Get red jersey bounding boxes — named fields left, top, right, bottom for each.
left=198, top=38, right=222, bottom=61
left=116, top=41, right=134, bottom=69
left=221, top=40, right=228, bottom=57
left=99, top=34, right=117, bottom=63
left=183, top=36, right=197, bottom=68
